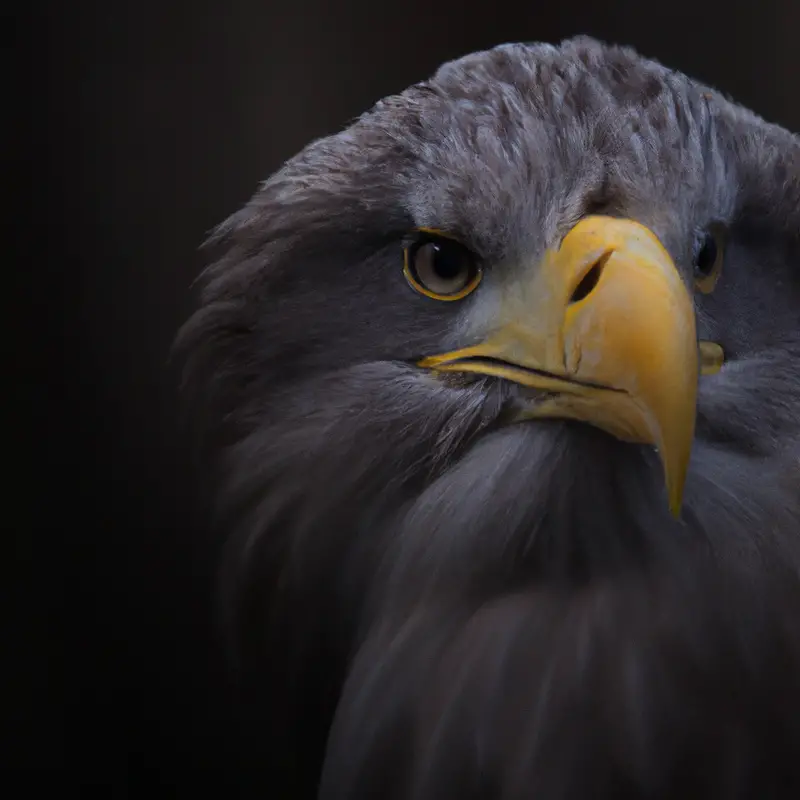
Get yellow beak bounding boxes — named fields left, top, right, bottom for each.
left=418, top=216, right=699, bottom=516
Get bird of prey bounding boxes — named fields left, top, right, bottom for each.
left=178, top=37, right=800, bottom=800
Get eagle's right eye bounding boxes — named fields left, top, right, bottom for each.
left=404, top=231, right=482, bottom=301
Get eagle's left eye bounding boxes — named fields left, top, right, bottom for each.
left=693, top=225, right=725, bottom=294
left=403, top=232, right=482, bottom=301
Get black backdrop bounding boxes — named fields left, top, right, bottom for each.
left=25, top=0, right=800, bottom=792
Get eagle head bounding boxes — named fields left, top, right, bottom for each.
left=178, top=37, right=800, bottom=800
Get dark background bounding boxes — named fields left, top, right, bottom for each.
left=24, top=0, right=799, bottom=792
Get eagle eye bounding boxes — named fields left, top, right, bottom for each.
left=403, top=230, right=482, bottom=301
left=693, top=225, right=725, bottom=294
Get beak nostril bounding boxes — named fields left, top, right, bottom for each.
left=569, top=250, right=612, bottom=304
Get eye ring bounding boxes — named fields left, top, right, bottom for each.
left=403, top=229, right=482, bottom=301
left=693, top=224, right=725, bottom=294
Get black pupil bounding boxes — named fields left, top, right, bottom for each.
left=430, top=242, right=465, bottom=280
left=695, top=234, right=717, bottom=276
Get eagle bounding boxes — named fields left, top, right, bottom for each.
left=177, top=37, right=800, bottom=799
